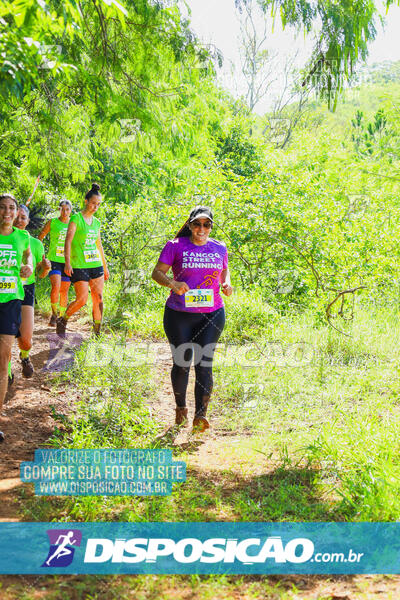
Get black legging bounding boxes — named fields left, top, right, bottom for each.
left=163, top=305, right=225, bottom=417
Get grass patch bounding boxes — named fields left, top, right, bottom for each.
left=19, top=302, right=400, bottom=525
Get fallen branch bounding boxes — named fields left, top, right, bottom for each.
left=325, top=285, right=367, bottom=336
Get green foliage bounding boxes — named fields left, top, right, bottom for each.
left=2, top=53, right=400, bottom=324
left=49, top=337, right=159, bottom=448
left=351, top=108, right=389, bottom=155
left=216, top=124, right=262, bottom=177
left=255, top=0, right=390, bottom=108
left=0, top=0, right=127, bottom=99
left=2, top=0, right=399, bottom=327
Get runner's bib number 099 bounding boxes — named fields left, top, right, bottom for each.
left=84, top=249, right=101, bottom=263
left=0, top=276, right=17, bottom=292
left=184, top=289, right=214, bottom=308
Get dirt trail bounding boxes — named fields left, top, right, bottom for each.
left=149, top=342, right=250, bottom=484
left=0, top=315, right=399, bottom=598
left=150, top=344, right=223, bottom=438
left=0, top=314, right=232, bottom=522
left=0, top=313, right=89, bottom=522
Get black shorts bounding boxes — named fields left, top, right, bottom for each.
left=0, top=299, right=22, bottom=336
left=71, top=266, right=104, bottom=283
left=22, top=282, right=35, bottom=307
left=50, top=261, right=71, bottom=282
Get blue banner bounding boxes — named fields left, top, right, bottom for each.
left=0, top=522, right=398, bottom=574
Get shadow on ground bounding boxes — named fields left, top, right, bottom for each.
left=0, top=572, right=397, bottom=600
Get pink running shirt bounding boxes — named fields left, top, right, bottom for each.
left=158, top=236, right=228, bottom=313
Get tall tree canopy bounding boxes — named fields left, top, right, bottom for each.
left=236, top=0, right=400, bottom=108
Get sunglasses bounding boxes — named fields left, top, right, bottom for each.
left=191, top=221, right=212, bottom=229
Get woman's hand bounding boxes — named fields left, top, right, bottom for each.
left=221, top=282, right=233, bottom=296
left=104, top=265, right=110, bottom=281
left=171, top=281, right=190, bottom=295
left=41, top=255, right=51, bottom=271
left=64, top=262, right=73, bottom=277
left=20, top=265, right=33, bottom=279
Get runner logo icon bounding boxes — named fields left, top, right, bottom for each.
left=41, top=529, right=82, bottom=567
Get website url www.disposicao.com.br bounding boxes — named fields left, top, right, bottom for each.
left=82, top=537, right=364, bottom=565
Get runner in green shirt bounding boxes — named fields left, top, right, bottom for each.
left=0, top=194, right=33, bottom=443
left=57, top=183, right=109, bottom=337
left=14, top=205, right=51, bottom=378
left=38, top=200, right=72, bottom=325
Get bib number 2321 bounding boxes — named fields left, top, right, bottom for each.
left=185, top=289, right=214, bottom=308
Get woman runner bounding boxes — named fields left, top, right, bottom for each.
left=152, top=206, right=233, bottom=432
left=56, top=183, right=109, bottom=337
left=38, top=200, right=72, bottom=326
left=14, top=205, right=51, bottom=377
left=0, top=194, right=33, bottom=443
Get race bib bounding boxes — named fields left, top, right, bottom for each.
left=84, top=249, right=100, bottom=263
left=185, top=289, right=214, bottom=308
left=0, top=276, right=17, bottom=292
left=56, top=246, right=64, bottom=257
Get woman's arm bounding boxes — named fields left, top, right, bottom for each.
left=20, top=246, right=33, bottom=279
left=38, top=220, right=51, bottom=241
left=220, top=267, right=233, bottom=296
left=37, top=253, right=51, bottom=279
left=63, top=221, right=77, bottom=276
left=151, top=261, right=189, bottom=295
left=96, top=235, right=109, bottom=281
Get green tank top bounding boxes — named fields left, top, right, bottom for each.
left=0, top=228, right=30, bottom=302
left=24, top=236, right=44, bottom=286
left=70, top=212, right=102, bottom=269
left=48, top=218, right=69, bottom=263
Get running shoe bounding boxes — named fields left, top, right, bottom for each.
left=56, top=316, right=67, bottom=336
left=8, top=373, right=14, bottom=388
left=92, top=322, right=101, bottom=337
left=21, top=355, right=34, bottom=378
left=0, top=431, right=4, bottom=443
left=192, top=416, right=210, bottom=432
left=175, top=407, right=188, bottom=426
left=49, top=314, right=57, bottom=326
